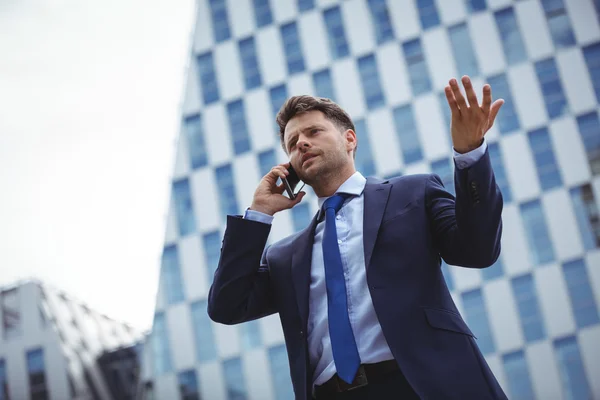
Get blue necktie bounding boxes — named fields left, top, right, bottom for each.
left=322, top=194, right=361, bottom=384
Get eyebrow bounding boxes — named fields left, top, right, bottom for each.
left=286, top=124, right=323, bottom=148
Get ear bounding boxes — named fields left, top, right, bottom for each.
left=344, top=129, right=357, bottom=152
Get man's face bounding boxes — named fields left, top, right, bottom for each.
left=283, top=110, right=355, bottom=184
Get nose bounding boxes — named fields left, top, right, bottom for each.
left=296, top=135, right=311, bottom=151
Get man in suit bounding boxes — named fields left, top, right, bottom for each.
left=208, top=76, right=507, bottom=399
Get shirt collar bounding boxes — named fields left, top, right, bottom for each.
left=316, top=171, right=367, bottom=219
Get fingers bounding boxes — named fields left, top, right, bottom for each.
left=450, top=78, right=467, bottom=110
left=481, top=84, right=492, bottom=115
left=444, top=86, right=460, bottom=115
left=266, top=164, right=289, bottom=183
left=462, top=76, right=479, bottom=108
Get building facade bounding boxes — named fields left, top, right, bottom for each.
left=141, top=0, right=600, bottom=399
left=0, top=281, right=141, bottom=400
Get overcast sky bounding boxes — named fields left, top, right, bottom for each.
left=0, top=0, right=195, bottom=331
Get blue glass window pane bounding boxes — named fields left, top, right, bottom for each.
left=26, top=348, right=44, bottom=374
left=185, top=114, right=208, bottom=169
left=528, top=127, right=562, bottom=190
left=416, top=0, right=440, bottom=30
left=291, top=203, right=311, bottom=232
left=151, top=312, right=172, bottom=375
left=583, top=43, right=600, bottom=103
left=313, top=69, right=336, bottom=102
left=354, top=119, right=376, bottom=177
left=209, top=0, right=231, bottom=43
left=512, top=274, right=546, bottom=342
left=466, top=0, right=487, bottom=13
left=227, top=100, right=251, bottom=155
left=323, top=6, right=350, bottom=60
left=239, top=37, right=262, bottom=90
left=520, top=200, right=555, bottom=266
left=535, top=58, right=569, bottom=118
left=223, top=358, right=247, bottom=400
left=541, top=0, right=576, bottom=49
left=494, top=7, right=527, bottom=65
left=178, top=369, right=200, bottom=400
left=173, top=178, right=197, bottom=236
left=576, top=111, right=600, bottom=176
left=502, top=351, right=536, bottom=400
left=482, top=256, right=504, bottom=281
left=487, top=143, right=512, bottom=203
left=161, top=245, right=185, bottom=305
left=269, top=84, right=288, bottom=119
left=448, top=23, right=480, bottom=77
left=216, top=164, right=240, bottom=216
left=569, top=185, right=600, bottom=250
left=196, top=52, right=220, bottom=105
left=403, top=38, right=432, bottom=96
left=358, top=54, right=385, bottom=110
left=281, top=22, right=305, bottom=75
left=462, top=289, right=495, bottom=354
left=554, top=337, right=592, bottom=400
left=297, top=0, right=314, bottom=12
left=203, top=230, right=222, bottom=281
left=0, top=359, right=7, bottom=400
left=487, top=74, right=520, bottom=134
left=431, top=158, right=455, bottom=197
left=367, top=0, right=394, bottom=44
left=191, top=300, right=217, bottom=362
left=441, top=261, right=454, bottom=292
left=258, top=149, right=277, bottom=177
left=438, top=92, right=452, bottom=132
left=253, top=0, right=272, bottom=27
left=563, top=259, right=600, bottom=328
left=393, top=105, right=424, bottom=165
left=268, top=345, right=294, bottom=400
left=240, top=320, right=262, bottom=349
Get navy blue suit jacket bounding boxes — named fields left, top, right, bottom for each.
left=208, top=150, right=507, bottom=400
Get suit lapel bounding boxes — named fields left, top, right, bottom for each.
left=363, top=179, right=392, bottom=270
left=291, top=214, right=319, bottom=329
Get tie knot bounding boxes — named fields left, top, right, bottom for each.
left=323, top=193, right=348, bottom=214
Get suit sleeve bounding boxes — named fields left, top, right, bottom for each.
left=425, top=148, right=503, bottom=268
left=207, top=215, right=277, bottom=325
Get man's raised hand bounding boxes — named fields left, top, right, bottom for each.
left=250, top=163, right=305, bottom=216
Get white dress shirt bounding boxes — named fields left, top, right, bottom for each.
left=244, top=140, right=487, bottom=385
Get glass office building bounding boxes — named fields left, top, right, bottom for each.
left=140, top=0, right=600, bottom=399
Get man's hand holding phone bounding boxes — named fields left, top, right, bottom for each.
left=250, top=163, right=306, bottom=216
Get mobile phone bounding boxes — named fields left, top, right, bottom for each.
left=282, top=164, right=304, bottom=199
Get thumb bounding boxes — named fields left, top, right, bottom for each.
left=291, top=191, right=306, bottom=206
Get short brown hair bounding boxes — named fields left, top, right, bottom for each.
left=276, top=95, right=355, bottom=152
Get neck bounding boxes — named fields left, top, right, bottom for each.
left=311, top=164, right=356, bottom=198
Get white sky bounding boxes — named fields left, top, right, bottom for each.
left=0, top=0, right=195, bottom=331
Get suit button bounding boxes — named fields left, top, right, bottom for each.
left=299, top=330, right=304, bottom=336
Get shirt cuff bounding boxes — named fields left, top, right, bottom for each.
left=453, top=139, right=488, bottom=169
left=244, top=209, right=275, bottom=225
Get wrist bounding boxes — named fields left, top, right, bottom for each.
left=249, top=203, right=275, bottom=216
left=454, top=138, right=484, bottom=154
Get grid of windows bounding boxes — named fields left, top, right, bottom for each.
left=357, top=54, right=385, bottom=110
left=541, top=0, right=576, bottom=49
left=528, top=127, right=562, bottom=191
left=494, top=7, right=527, bottom=66
left=209, top=0, right=231, bottom=43
left=178, top=369, right=200, bottom=400
left=268, top=345, right=294, bottom=400
left=258, top=149, right=277, bottom=177
left=562, top=258, right=600, bottom=329
left=270, top=84, right=288, bottom=133
left=161, top=245, right=185, bottom=305
left=466, top=0, right=487, bottom=13
left=354, top=119, right=376, bottom=177
left=502, top=351, right=536, bottom=400
left=366, top=0, right=394, bottom=44
left=313, top=69, right=336, bottom=102
left=576, top=111, right=600, bottom=175
left=280, top=22, right=305, bottom=75
left=431, top=158, right=455, bottom=197
left=520, top=200, right=555, bottom=266
left=462, top=289, right=495, bottom=354
left=393, top=104, right=423, bottom=165
left=403, top=38, right=432, bottom=97
left=323, top=6, right=350, bottom=60
left=227, top=100, right=252, bottom=155
left=554, top=337, right=592, bottom=400
left=487, top=74, right=520, bottom=134
left=583, top=43, right=600, bottom=103
left=535, top=58, right=568, bottom=119
left=191, top=300, right=217, bottom=362
left=252, top=0, right=272, bottom=28
left=297, top=0, right=314, bottom=12
left=196, top=52, right=220, bottom=105
left=448, top=23, right=479, bottom=78
left=487, top=143, right=512, bottom=203
left=152, top=312, right=172, bottom=376
left=223, top=357, right=247, bottom=400
left=26, top=348, right=48, bottom=400
left=215, top=164, right=240, bottom=216
left=416, top=0, right=440, bottom=30
left=184, top=114, right=208, bottom=169
left=569, top=184, right=600, bottom=250
left=173, top=178, right=197, bottom=236
left=511, top=274, right=546, bottom=342
left=239, top=37, right=262, bottom=90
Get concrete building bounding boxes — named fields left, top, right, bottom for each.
left=140, top=0, right=600, bottom=399
left=0, top=280, right=141, bottom=399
